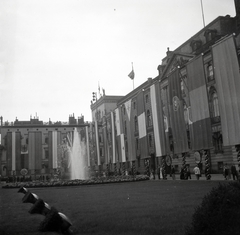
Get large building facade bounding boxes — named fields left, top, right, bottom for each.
left=2, top=1, right=240, bottom=180
left=90, top=1, right=240, bottom=176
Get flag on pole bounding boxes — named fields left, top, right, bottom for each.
left=128, top=70, right=135, bottom=80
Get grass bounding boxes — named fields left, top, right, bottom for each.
left=0, top=180, right=225, bottom=235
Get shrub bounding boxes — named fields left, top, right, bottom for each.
left=185, top=182, right=240, bottom=235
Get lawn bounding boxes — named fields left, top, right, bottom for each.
left=0, top=180, right=224, bottom=235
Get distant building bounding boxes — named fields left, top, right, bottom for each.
left=0, top=114, right=89, bottom=180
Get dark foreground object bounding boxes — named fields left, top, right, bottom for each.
left=185, top=181, right=240, bottom=235
left=18, top=187, right=72, bottom=234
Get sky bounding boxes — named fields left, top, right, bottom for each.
left=0, top=0, right=236, bottom=123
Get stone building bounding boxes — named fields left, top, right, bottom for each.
left=89, top=1, right=240, bottom=176
left=0, top=114, right=89, bottom=180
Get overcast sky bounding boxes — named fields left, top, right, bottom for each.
left=0, top=0, right=236, bottom=123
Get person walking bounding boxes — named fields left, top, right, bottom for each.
left=223, top=163, right=230, bottom=180
left=186, top=166, right=191, bottom=180
left=180, top=167, right=185, bottom=180
left=170, top=165, right=175, bottom=180
left=231, top=164, right=238, bottom=180
left=157, top=165, right=161, bottom=180
left=151, top=168, right=155, bottom=180
left=193, top=165, right=201, bottom=180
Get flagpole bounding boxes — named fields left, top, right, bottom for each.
left=132, top=62, right=134, bottom=90
left=200, top=0, right=205, bottom=27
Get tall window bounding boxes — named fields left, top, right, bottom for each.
left=213, top=132, right=223, bottom=153
left=212, top=92, right=220, bottom=117
left=145, top=94, right=149, bottom=103
left=148, top=134, right=153, bottom=147
left=207, top=63, right=214, bottom=82
left=209, top=88, right=220, bottom=118
left=124, top=120, right=127, bottom=135
left=134, top=116, right=138, bottom=131
left=183, top=103, right=188, bottom=125
left=211, top=91, right=220, bottom=117
left=147, top=110, right=152, bottom=126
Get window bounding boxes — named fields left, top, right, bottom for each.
left=212, top=92, right=219, bottom=117
left=211, top=92, right=220, bottom=117
left=148, top=134, right=153, bottom=147
left=44, top=149, right=49, bottom=159
left=207, top=63, right=214, bottom=82
left=183, top=103, right=188, bottom=125
left=45, top=137, right=48, bottom=144
left=145, top=94, right=149, bottom=103
left=209, top=88, right=220, bottom=119
left=124, top=120, right=127, bottom=135
left=213, top=132, right=223, bottom=153
left=125, top=141, right=128, bottom=160
left=134, top=116, right=138, bottom=131
left=204, top=29, right=217, bottom=42
left=147, top=110, right=152, bottom=126
left=180, top=79, right=186, bottom=95
left=133, top=102, right=136, bottom=109
left=136, top=138, right=139, bottom=152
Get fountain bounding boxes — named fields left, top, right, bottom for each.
left=67, top=128, right=88, bottom=180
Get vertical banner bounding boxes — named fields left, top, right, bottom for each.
left=15, top=132, right=21, bottom=171
left=212, top=34, right=240, bottom=146
left=95, top=120, right=101, bottom=165
left=124, top=99, right=136, bottom=161
left=111, top=112, right=116, bottom=164
left=85, top=126, right=90, bottom=167
left=136, top=90, right=148, bottom=158
left=52, top=130, right=58, bottom=169
left=12, top=131, right=16, bottom=171
left=150, top=83, right=168, bottom=156
left=35, top=132, right=42, bottom=171
left=29, top=132, right=35, bottom=170
left=120, top=133, right=126, bottom=162
left=168, top=69, right=189, bottom=154
left=186, top=55, right=212, bottom=150
left=7, top=133, right=12, bottom=172
left=102, top=116, right=108, bottom=164
left=115, top=107, right=125, bottom=162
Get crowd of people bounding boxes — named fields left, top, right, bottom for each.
left=149, top=163, right=239, bottom=181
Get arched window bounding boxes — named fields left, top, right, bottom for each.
left=209, top=87, right=220, bottom=118
left=147, top=110, right=152, bottom=126
left=207, top=63, right=214, bottom=82
left=212, top=92, right=220, bottom=117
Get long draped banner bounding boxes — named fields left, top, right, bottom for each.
left=212, top=35, right=240, bottom=146
left=186, top=55, right=213, bottom=150
left=168, top=69, right=189, bottom=154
